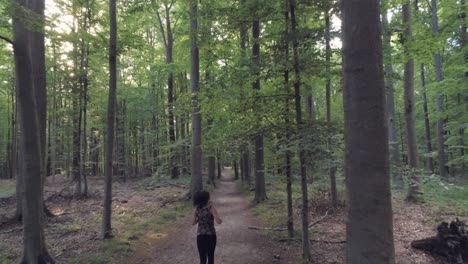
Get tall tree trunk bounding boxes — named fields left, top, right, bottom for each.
left=252, top=16, right=267, bottom=203
left=305, top=95, right=316, bottom=120
left=420, top=64, right=435, bottom=173
left=190, top=0, right=203, bottom=196
left=289, top=0, right=311, bottom=260
left=217, top=152, right=222, bottom=179
left=180, top=73, right=188, bottom=175
left=283, top=1, right=294, bottom=238
left=342, top=1, right=396, bottom=262
left=166, top=5, right=178, bottom=179
left=325, top=10, right=338, bottom=208
left=72, top=85, right=82, bottom=196
left=381, top=4, right=400, bottom=167
left=242, top=150, right=250, bottom=185
left=233, top=160, right=239, bottom=180
left=403, top=0, right=422, bottom=202
left=80, top=23, right=89, bottom=196
left=50, top=42, right=58, bottom=181
left=431, top=0, right=447, bottom=178
left=461, top=0, right=467, bottom=176
left=14, top=0, right=55, bottom=261
left=240, top=156, right=244, bottom=182
left=208, top=119, right=216, bottom=186
left=101, top=0, right=117, bottom=239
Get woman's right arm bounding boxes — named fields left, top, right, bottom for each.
left=211, top=207, right=222, bottom=224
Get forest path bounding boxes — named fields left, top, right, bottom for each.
left=124, top=168, right=296, bottom=264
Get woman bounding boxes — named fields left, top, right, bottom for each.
left=192, top=190, right=222, bottom=264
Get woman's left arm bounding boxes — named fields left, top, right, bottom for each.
left=191, top=208, right=198, bottom=225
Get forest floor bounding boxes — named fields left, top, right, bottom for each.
left=0, top=170, right=467, bottom=263
left=120, top=168, right=300, bottom=264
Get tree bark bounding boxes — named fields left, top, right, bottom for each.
left=289, top=0, right=311, bottom=261
left=233, top=160, right=239, bottom=180
left=101, top=0, right=117, bottom=240
left=325, top=10, right=338, bottom=208
left=381, top=4, right=400, bottom=167
left=14, top=0, right=54, bottom=261
left=431, top=0, right=447, bottom=178
left=342, top=0, right=396, bottom=263
left=403, top=0, right=422, bottom=202
left=217, top=153, right=222, bottom=179
left=252, top=15, right=266, bottom=203
left=190, top=0, right=203, bottom=196
left=420, top=64, right=434, bottom=173
left=283, top=0, right=294, bottom=239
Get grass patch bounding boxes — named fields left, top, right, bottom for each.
left=422, top=175, right=468, bottom=216
left=240, top=173, right=345, bottom=239
left=65, top=177, right=192, bottom=264
left=0, top=180, right=15, bottom=198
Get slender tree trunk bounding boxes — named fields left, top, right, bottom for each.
left=342, top=1, right=396, bottom=262
left=461, top=0, right=467, bottom=176
left=208, top=132, right=216, bottom=185
left=217, top=152, right=222, bottom=179
left=101, top=0, right=117, bottom=239
left=283, top=1, right=294, bottom=238
left=166, top=6, right=178, bottom=179
left=190, top=0, right=203, bottom=196
left=289, top=0, right=311, bottom=260
left=325, top=10, right=338, bottom=208
left=240, top=156, right=244, bottom=182
left=403, top=1, right=422, bottom=202
left=431, top=0, right=447, bottom=178
left=234, top=160, right=239, bottom=180
left=252, top=16, right=267, bottom=203
left=305, top=95, right=316, bottom=120
left=382, top=4, right=400, bottom=167
left=420, top=64, right=434, bottom=173
left=243, top=151, right=250, bottom=185
left=80, top=28, right=89, bottom=196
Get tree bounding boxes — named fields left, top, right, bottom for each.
left=325, top=6, right=338, bottom=208
left=381, top=1, right=400, bottom=167
left=289, top=0, right=311, bottom=261
left=252, top=5, right=266, bottom=203
left=190, top=0, right=203, bottom=196
left=155, top=0, right=179, bottom=179
left=402, top=0, right=422, bottom=202
left=101, top=0, right=117, bottom=239
left=431, top=0, right=447, bottom=177
left=342, top=0, right=396, bottom=263
left=13, top=0, right=54, bottom=261
left=283, top=0, right=294, bottom=239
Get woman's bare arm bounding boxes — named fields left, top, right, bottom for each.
left=210, top=207, right=222, bottom=224
left=191, top=208, right=198, bottom=225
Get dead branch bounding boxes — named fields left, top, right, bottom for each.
left=248, top=226, right=287, bottom=231
left=309, top=210, right=330, bottom=228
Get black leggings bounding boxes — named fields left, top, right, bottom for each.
left=197, top=235, right=217, bottom=264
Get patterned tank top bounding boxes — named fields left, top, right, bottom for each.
left=196, top=206, right=216, bottom=235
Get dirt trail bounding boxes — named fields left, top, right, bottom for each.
left=125, top=168, right=297, bottom=264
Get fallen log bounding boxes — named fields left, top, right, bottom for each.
left=411, top=218, right=468, bottom=264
